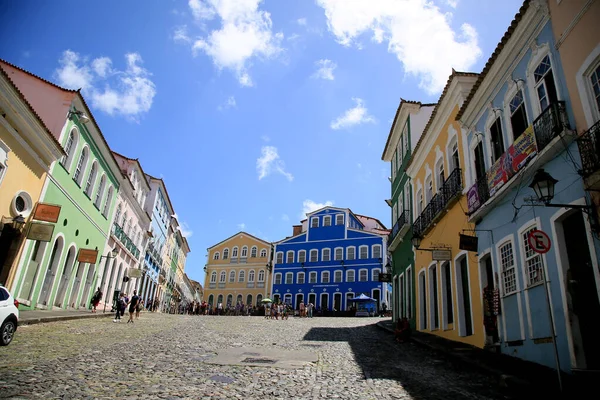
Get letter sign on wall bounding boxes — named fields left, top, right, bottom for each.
left=527, top=230, right=551, bottom=254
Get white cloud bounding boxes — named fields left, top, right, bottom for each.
left=301, top=199, right=334, bottom=218
left=287, top=33, right=301, bottom=41
left=218, top=95, right=236, bottom=110
left=238, top=223, right=246, bottom=230
left=54, top=50, right=156, bottom=120
left=312, top=59, right=337, bottom=80
left=315, top=0, right=481, bottom=94
left=261, top=135, right=270, bottom=142
left=173, top=25, right=191, bottom=43
left=445, top=0, right=459, bottom=8
left=256, top=145, right=293, bottom=181
left=330, top=97, right=375, bottom=130
left=297, top=17, right=307, bottom=26
left=179, top=221, right=193, bottom=238
left=282, top=214, right=289, bottom=221
left=182, top=0, right=283, bottom=87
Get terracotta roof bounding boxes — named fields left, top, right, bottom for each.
left=0, top=64, right=65, bottom=156
left=456, top=0, right=530, bottom=121
left=0, top=58, right=77, bottom=94
left=354, top=213, right=388, bottom=230
left=381, top=99, right=436, bottom=160
left=407, top=70, right=479, bottom=168
left=111, top=150, right=151, bottom=191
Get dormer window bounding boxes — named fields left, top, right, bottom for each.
left=335, top=214, right=344, bottom=225
left=323, top=215, right=331, bottom=226
left=311, top=217, right=319, bottom=228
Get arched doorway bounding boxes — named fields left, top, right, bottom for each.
left=54, top=246, right=77, bottom=308
left=283, top=293, right=292, bottom=305
left=333, top=293, right=342, bottom=312
left=246, top=294, right=253, bottom=306
left=372, top=289, right=381, bottom=315
left=19, top=240, right=48, bottom=302
left=217, top=294, right=223, bottom=304
left=256, top=294, right=263, bottom=305
left=80, top=264, right=95, bottom=309
left=208, top=294, right=214, bottom=306
left=226, top=294, right=233, bottom=306
left=320, top=293, right=329, bottom=311
left=104, top=259, right=117, bottom=303
left=68, top=262, right=86, bottom=308
left=295, top=293, right=303, bottom=310
left=236, top=294, right=243, bottom=305
left=38, top=236, right=64, bottom=306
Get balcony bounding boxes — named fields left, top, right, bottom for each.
left=209, top=283, right=216, bottom=289
left=577, top=119, right=600, bottom=189
left=467, top=101, right=571, bottom=216
left=218, top=283, right=226, bottom=289
left=413, top=168, right=463, bottom=238
left=112, top=223, right=141, bottom=259
left=256, top=282, right=265, bottom=288
left=247, top=282, right=255, bottom=288
left=387, top=210, right=409, bottom=251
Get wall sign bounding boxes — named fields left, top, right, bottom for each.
left=77, top=248, right=98, bottom=264
left=378, top=273, right=392, bottom=282
left=527, top=230, right=551, bottom=254
left=26, top=222, right=55, bottom=242
left=459, top=234, right=478, bottom=252
left=432, top=249, right=452, bottom=261
left=32, top=203, right=61, bottom=223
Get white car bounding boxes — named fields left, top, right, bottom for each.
left=0, top=284, right=19, bottom=346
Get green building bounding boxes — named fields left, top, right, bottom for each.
left=381, top=100, right=435, bottom=328
left=11, top=85, right=121, bottom=310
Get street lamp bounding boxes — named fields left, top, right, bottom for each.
left=529, top=169, right=593, bottom=211
left=68, top=109, right=90, bottom=124
left=411, top=234, right=423, bottom=249
left=340, top=260, right=345, bottom=269
left=11, top=214, right=25, bottom=231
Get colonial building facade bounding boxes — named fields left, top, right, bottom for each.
left=272, top=207, right=388, bottom=311
left=204, top=232, right=271, bottom=308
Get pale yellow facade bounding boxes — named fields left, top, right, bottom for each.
left=203, top=232, right=271, bottom=308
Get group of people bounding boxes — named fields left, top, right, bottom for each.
left=113, top=290, right=142, bottom=323
left=297, top=301, right=315, bottom=318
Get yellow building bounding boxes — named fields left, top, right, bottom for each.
left=204, top=232, right=271, bottom=309
left=0, top=65, right=64, bottom=287
left=406, top=71, right=486, bottom=348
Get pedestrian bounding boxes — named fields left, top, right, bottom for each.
left=90, top=287, right=102, bottom=313
left=135, top=295, right=143, bottom=320
left=127, top=291, right=139, bottom=323
left=113, top=293, right=126, bottom=323
left=307, top=302, right=314, bottom=318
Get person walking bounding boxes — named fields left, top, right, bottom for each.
left=113, top=293, right=126, bottom=323
left=128, top=291, right=139, bottom=323
left=90, top=287, right=102, bottom=313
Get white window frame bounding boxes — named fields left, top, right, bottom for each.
left=248, top=269, right=255, bottom=282
left=435, top=156, right=445, bottom=193
left=297, top=271, right=305, bottom=284
left=576, top=44, right=600, bottom=127
left=258, top=270, right=265, bottom=282
left=322, top=248, right=331, bottom=262
left=223, top=248, right=229, bottom=259
left=358, top=269, right=368, bottom=282
left=276, top=251, right=284, bottom=264
left=425, top=173, right=433, bottom=204
left=372, top=245, right=381, bottom=260
left=285, top=272, right=294, bottom=284
left=274, top=273, right=282, bottom=285
left=518, top=221, right=546, bottom=288
left=321, top=271, right=330, bottom=283
left=311, top=217, right=319, bottom=228
left=232, top=246, right=239, bottom=258
left=372, top=268, right=381, bottom=282
left=250, top=246, right=257, bottom=258
left=310, top=249, right=318, bottom=262
left=309, top=271, right=317, bottom=283
left=336, top=214, right=344, bottom=225
left=73, top=145, right=89, bottom=185
left=526, top=43, right=561, bottom=118
left=61, top=127, right=79, bottom=172
left=219, top=271, right=226, bottom=283
left=359, top=245, right=368, bottom=260
left=298, top=250, right=306, bottom=263
left=229, top=270, right=236, bottom=283
left=213, top=251, right=220, bottom=260
left=94, top=174, right=106, bottom=209
left=210, top=271, right=217, bottom=283
left=497, top=236, right=518, bottom=296
left=286, top=250, right=295, bottom=263
left=260, top=248, right=267, bottom=258
left=346, top=246, right=355, bottom=260
left=346, top=269, right=355, bottom=282
left=238, top=270, right=245, bottom=282
left=334, top=247, right=343, bottom=261
left=323, top=215, right=332, bottom=227
left=241, top=246, right=248, bottom=257
left=84, top=161, right=98, bottom=197
left=334, top=269, right=343, bottom=283
left=0, top=140, right=9, bottom=187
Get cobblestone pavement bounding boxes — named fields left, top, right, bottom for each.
left=0, top=314, right=515, bottom=399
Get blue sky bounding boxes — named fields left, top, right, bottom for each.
left=0, top=0, right=523, bottom=284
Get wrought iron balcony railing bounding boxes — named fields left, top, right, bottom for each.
left=533, top=101, right=570, bottom=153
left=387, top=209, right=408, bottom=246
left=413, top=168, right=462, bottom=237
left=577, top=119, right=600, bottom=177
left=113, top=223, right=141, bottom=259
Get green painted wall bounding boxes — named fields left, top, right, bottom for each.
left=14, top=117, right=119, bottom=310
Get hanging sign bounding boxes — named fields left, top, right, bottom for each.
left=32, top=203, right=61, bottom=223
left=26, top=222, right=55, bottom=242
left=378, top=273, right=392, bottom=282
left=527, top=230, right=551, bottom=254
left=77, top=248, right=98, bottom=264
left=432, top=249, right=452, bottom=261
left=459, top=234, right=478, bottom=252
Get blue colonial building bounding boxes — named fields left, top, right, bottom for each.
left=272, top=206, right=389, bottom=312
left=457, top=0, right=600, bottom=372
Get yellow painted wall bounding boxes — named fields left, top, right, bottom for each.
left=203, top=233, right=271, bottom=306
left=412, top=104, right=484, bottom=348
left=0, top=124, right=48, bottom=288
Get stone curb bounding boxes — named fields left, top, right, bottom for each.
left=20, top=312, right=114, bottom=326
left=374, top=321, right=532, bottom=393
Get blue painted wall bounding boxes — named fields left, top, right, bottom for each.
left=272, top=207, right=386, bottom=311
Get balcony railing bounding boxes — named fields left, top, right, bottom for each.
left=467, top=101, right=570, bottom=215
left=577, top=119, right=600, bottom=177
left=387, top=210, right=408, bottom=246
left=113, top=223, right=141, bottom=258
left=209, top=283, right=216, bottom=289
left=247, top=282, right=255, bottom=288
left=413, top=168, right=462, bottom=237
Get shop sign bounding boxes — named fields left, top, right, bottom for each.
left=467, top=185, right=481, bottom=214
left=378, top=273, right=392, bottom=282
left=432, top=249, right=452, bottom=261
left=127, top=268, right=143, bottom=278
left=77, top=248, right=98, bottom=264
left=487, top=125, right=537, bottom=197
left=32, top=203, right=61, bottom=223
left=26, top=222, right=55, bottom=242
left=459, top=234, right=479, bottom=252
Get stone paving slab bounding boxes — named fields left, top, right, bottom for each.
left=206, top=347, right=318, bottom=369
left=19, top=309, right=114, bottom=325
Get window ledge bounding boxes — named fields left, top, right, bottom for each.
left=526, top=281, right=544, bottom=290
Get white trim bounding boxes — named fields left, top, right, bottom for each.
left=333, top=269, right=343, bottom=283
left=406, top=265, right=413, bottom=320
left=345, top=269, right=355, bottom=283
left=321, top=247, right=331, bottom=262
left=346, top=246, right=356, bottom=261
left=439, top=260, right=454, bottom=331
left=320, top=270, right=330, bottom=284
left=274, top=272, right=282, bottom=285
left=213, top=251, right=220, bottom=260
left=418, top=268, right=427, bottom=330
left=453, top=251, right=474, bottom=337
left=296, top=271, right=305, bottom=284
left=250, top=246, right=258, bottom=258
left=232, top=246, right=239, bottom=258
left=335, top=214, right=344, bottom=225
left=526, top=41, right=562, bottom=119
left=310, top=217, right=319, bottom=228
left=323, top=215, right=332, bottom=227
left=309, top=249, right=318, bottom=263
left=495, top=233, right=525, bottom=341
left=275, top=251, right=283, bottom=264
left=371, top=244, right=382, bottom=260
left=358, top=268, right=368, bottom=282
left=241, top=245, right=248, bottom=258
left=298, top=249, right=306, bottom=263
left=333, top=247, right=344, bottom=261
left=576, top=43, right=600, bottom=128
left=445, top=124, right=458, bottom=175
left=286, top=250, right=295, bottom=264
left=371, top=267, right=381, bottom=282
left=358, top=245, right=369, bottom=260
left=427, top=261, right=439, bottom=331
left=308, top=271, right=317, bottom=284
left=285, top=271, right=294, bottom=285
left=238, top=269, right=245, bottom=282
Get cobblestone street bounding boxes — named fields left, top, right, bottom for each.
left=0, top=314, right=514, bottom=399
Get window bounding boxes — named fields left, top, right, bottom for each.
left=73, top=147, right=89, bottom=185
left=489, top=117, right=505, bottom=163
left=372, top=245, right=381, bottom=259
left=392, top=151, right=397, bottom=181
left=61, top=129, right=77, bottom=170
left=229, top=270, right=235, bottom=282
left=258, top=270, right=265, bottom=282
left=85, top=161, right=98, bottom=197
left=416, top=189, right=424, bottom=215
left=102, top=186, right=113, bottom=217
left=322, top=248, right=331, bottom=262
left=425, top=176, right=433, bottom=203
left=276, top=252, right=284, bottom=264
left=274, top=273, right=282, bottom=285
left=590, top=63, right=600, bottom=115
left=522, top=226, right=545, bottom=286
left=286, top=251, right=294, bottom=263
left=436, top=159, right=445, bottom=191
left=336, top=214, right=344, bottom=225
left=346, top=270, right=355, bottom=282
left=232, top=247, right=238, bottom=258
left=473, top=141, right=486, bottom=181
left=126, top=219, right=132, bottom=236
left=372, top=268, right=381, bottom=281
left=114, top=204, right=122, bottom=225
left=359, top=246, right=368, bottom=259
left=321, top=271, right=330, bottom=283
left=334, top=248, right=343, bottom=261
left=534, top=55, right=558, bottom=113
left=94, top=175, right=106, bottom=208
left=285, top=272, right=293, bottom=284
left=398, top=134, right=404, bottom=166
left=213, top=252, right=220, bottom=260
left=310, top=249, right=318, bottom=262
left=323, top=215, right=332, bottom=226
left=334, top=270, right=342, bottom=283
left=509, top=90, right=528, bottom=140
left=219, top=271, right=226, bottom=282
left=251, top=246, right=257, bottom=258
left=223, top=249, right=229, bottom=259
left=347, top=247, right=355, bottom=260
left=241, top=246, right=248, bottom=257
left=238, top=270, right=245, bottom=282
left=297, top=272, right=305, bottom=284
left=298, top=250, right=306, bottom=263
left=359, top=269, right=368, bottom=281
left=311, top=217, right=319, bottom=228
left=500, top=242, right=517, bottom=295
left=449, top=139, right=460, bottom=172
left=249, top=270, right=255, bottom=282
left=309, top=272, right=317, bottom=283
left=260, top=248, right=267, bottom=258
left=210, top=271, right=217, bottom=283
